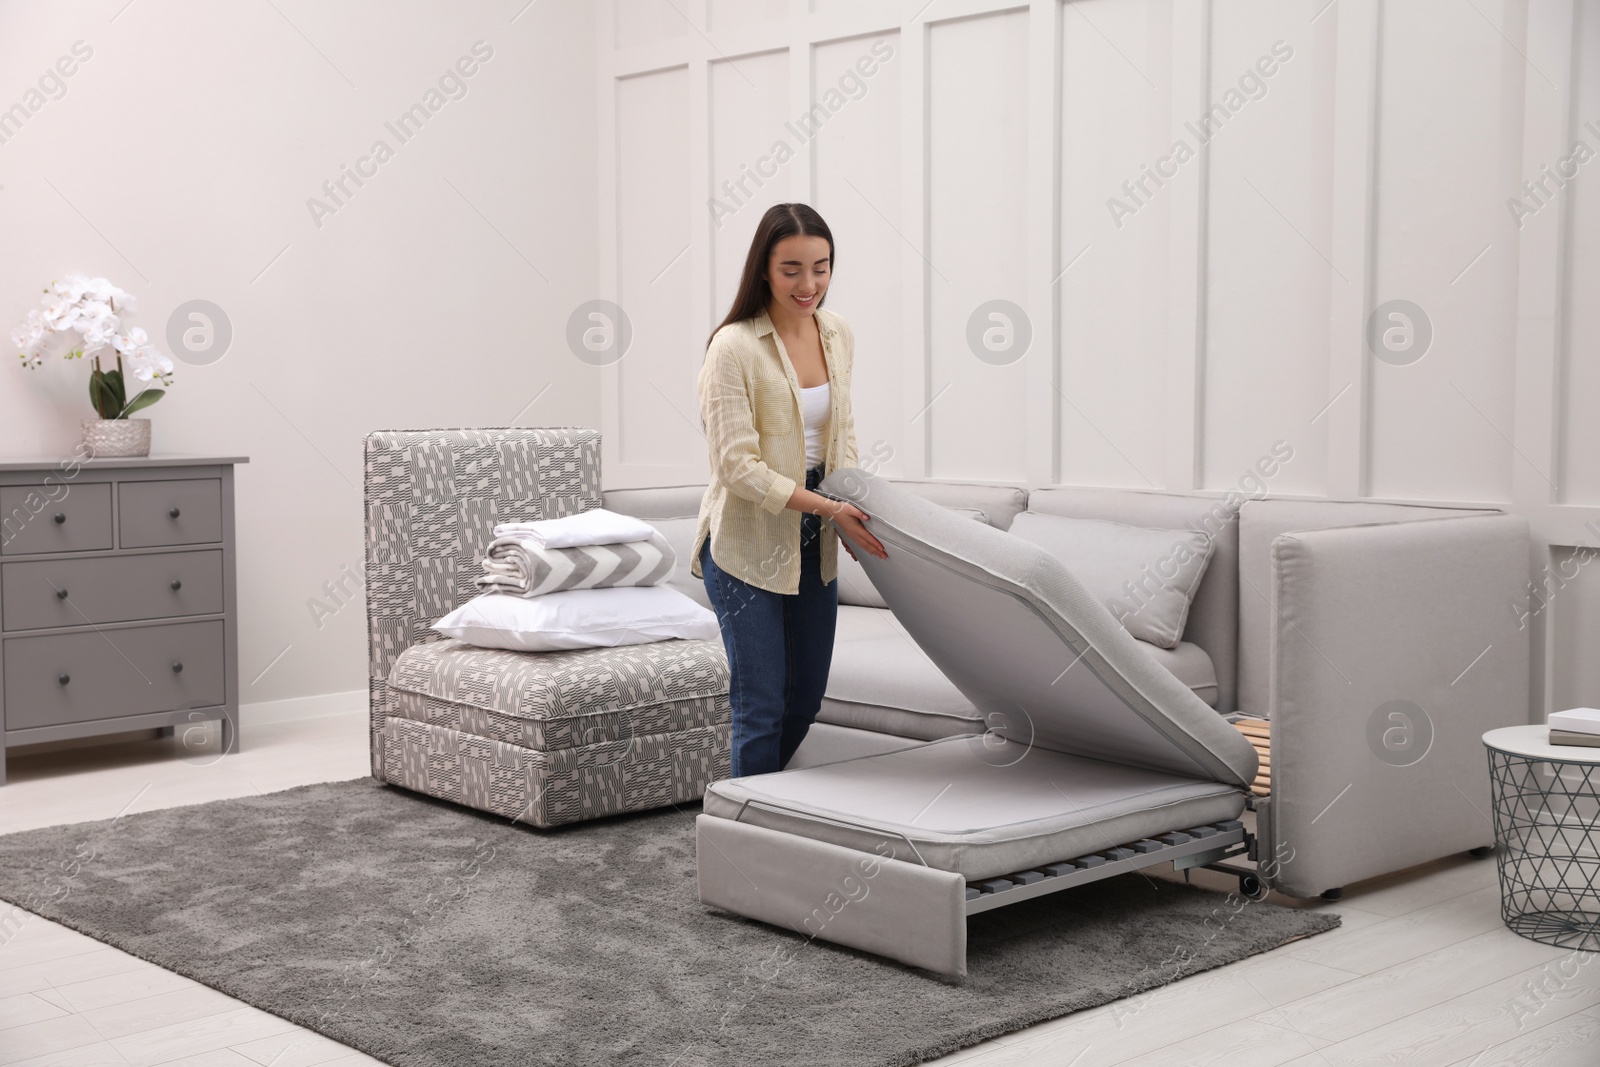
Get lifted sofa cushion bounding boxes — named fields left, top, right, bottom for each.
left=816, top=469, right=1258, bottom=787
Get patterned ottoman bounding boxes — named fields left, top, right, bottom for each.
left=365, top=427, right=731, bottom=827
left=380, top=637, right=730, bottom=827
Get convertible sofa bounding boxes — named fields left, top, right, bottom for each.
left=603, top=464, right=1532, bottom=903
left=698, top=470, right=1262, bottom=975
left=365, top=427, right=1530, bottom=905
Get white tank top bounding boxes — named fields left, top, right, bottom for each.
left=800, top=381, right=830, bottom=467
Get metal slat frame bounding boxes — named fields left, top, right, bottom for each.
left=965, top=827, right=1248, bottom=915
left=728, top=797, right=1249, bottom=918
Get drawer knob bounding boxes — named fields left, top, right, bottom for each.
left=58, top=673, right=70, bottom=686
left=170, top=579, right=183, bottom=591
left=53, top=513, right=65, bottom=524
left=56, top=588, right=69, bottom=600
left=169, top=507, right=181, bottom=519
left=171, top=661, right=183, bottom=674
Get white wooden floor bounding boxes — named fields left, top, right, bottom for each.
left=2, top=711, right=1597, bottom=1067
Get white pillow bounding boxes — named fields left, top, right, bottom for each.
left=1007, top=512, right=1216, bottom=649
left=433, top=585, right=719, bottom=652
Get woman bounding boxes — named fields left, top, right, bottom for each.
left=690, top=203, right=887, bottom=779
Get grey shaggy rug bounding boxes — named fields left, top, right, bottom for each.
left=0, top=778, right=1338, bottom=1066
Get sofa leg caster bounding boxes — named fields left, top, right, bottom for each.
left=1469, top=845, right=1494, bottom=857
left=1320, top=887, right=1344, bottom=902
left=1239, top=873, right=1268, bottom=901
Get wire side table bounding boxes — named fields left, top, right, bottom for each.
left=1483, top=725, right=1600, bottom=952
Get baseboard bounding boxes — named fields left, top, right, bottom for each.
left=242, top=689, right=366, bottom=726
left=7, top=690, right=366, bottom=757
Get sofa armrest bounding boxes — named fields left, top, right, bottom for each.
left=1261, top=514, right=1530, bottom=897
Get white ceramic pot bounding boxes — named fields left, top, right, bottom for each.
left=82, top=418, right=151, bottom=458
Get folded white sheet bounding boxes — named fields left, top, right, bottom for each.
left=492, top=507, right=656, bottom=548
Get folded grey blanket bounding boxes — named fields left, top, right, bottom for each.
left=475, top=527, right=677, bottom=597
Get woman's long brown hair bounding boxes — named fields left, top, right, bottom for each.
left=706, top=203, right=835, bottom=352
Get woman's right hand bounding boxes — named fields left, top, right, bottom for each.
left=825, top=500, right=887, bottom=560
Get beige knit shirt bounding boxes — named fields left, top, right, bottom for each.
left=690, top=307, right=859, bottom=595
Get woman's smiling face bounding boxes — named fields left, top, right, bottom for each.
left=765, top=234, right=832, bottom=318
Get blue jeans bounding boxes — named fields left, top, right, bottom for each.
left=700, top=465, right=838, bottom=778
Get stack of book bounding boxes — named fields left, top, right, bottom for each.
left=1548, top=708, right=1600, bottom=748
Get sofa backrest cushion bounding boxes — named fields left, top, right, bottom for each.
left=1024, top=487, right=1242, bottom=711
left=1236, top=498, right=1497, bottom=714
left=1008, top=513, right=1217, bottom=649
left=601, top=484, right=711, bottom=610
left=891, top=478, right=1029, bottom=531
left=600, top=484, right=705, bottom=520
left=821, top=468, right=1258, bottom=787
left=365, top=427, right=602, bottom=775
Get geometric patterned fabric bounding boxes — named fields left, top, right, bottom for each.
left=1488, top=747, right=1600, bottom=952
left=365, top=427, right=732, bottom=825
left=380, top=717, right=730, bottom=828
left=387, top=637, right=729, bottom=751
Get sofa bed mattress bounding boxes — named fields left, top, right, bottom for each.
left=386, top=637, right=729, bottom=752
left=382, top=716, right=729, bottom=827
left=703, top=736, right=1245, bottom=881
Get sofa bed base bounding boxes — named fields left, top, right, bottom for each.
left=696, top=812, right=1248, bottom=976
left=964, top=823, right=1248, bottom=915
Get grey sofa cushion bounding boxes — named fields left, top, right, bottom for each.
left=1024, top=486, right=1242, bottom=711
left=703, top=737, right=1246, bottom=881
left=1236, top=498, right=1494, bottom=715
left=1145, top=641, right=1219, bottom=707
left=819, top=468, right=1257, bottom=787
left=818, top=606, right=985, bottom=740
left=1007, top=513, right=1215, bottom=648
left=644, top=516, right=712, bottom=610
left=600, top=485, right=712, bottom=609
left=891, top=479, right=1028, bottom=531
left=837, top=507, right=987, bottom=608
left=786, top=721, right=928, bottom=770
left=600, top=483, right=706, bottom=520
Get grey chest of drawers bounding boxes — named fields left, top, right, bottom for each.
left=0, top=454, right=247, bottom=784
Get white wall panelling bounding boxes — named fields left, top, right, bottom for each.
left=1057, top=0, right=1177, bottom=491
left=613, top=66, right=696, bottom=472
left=600, top=0, right=1600, bottom=719
left=926, top=8, right=1032, bottom=482
left=1368, top=0, right=1523, bottom=504
left=1203, top=0, right=1333, bottom=496
left=1558, top=0, right=1600, bottom=506
left=812, top=30, right=907, bottom=478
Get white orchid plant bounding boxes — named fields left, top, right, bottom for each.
left=12, top=275, right=175, bottom=420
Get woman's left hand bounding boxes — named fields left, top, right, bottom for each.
left=825, top=500, right=887, bottom=560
